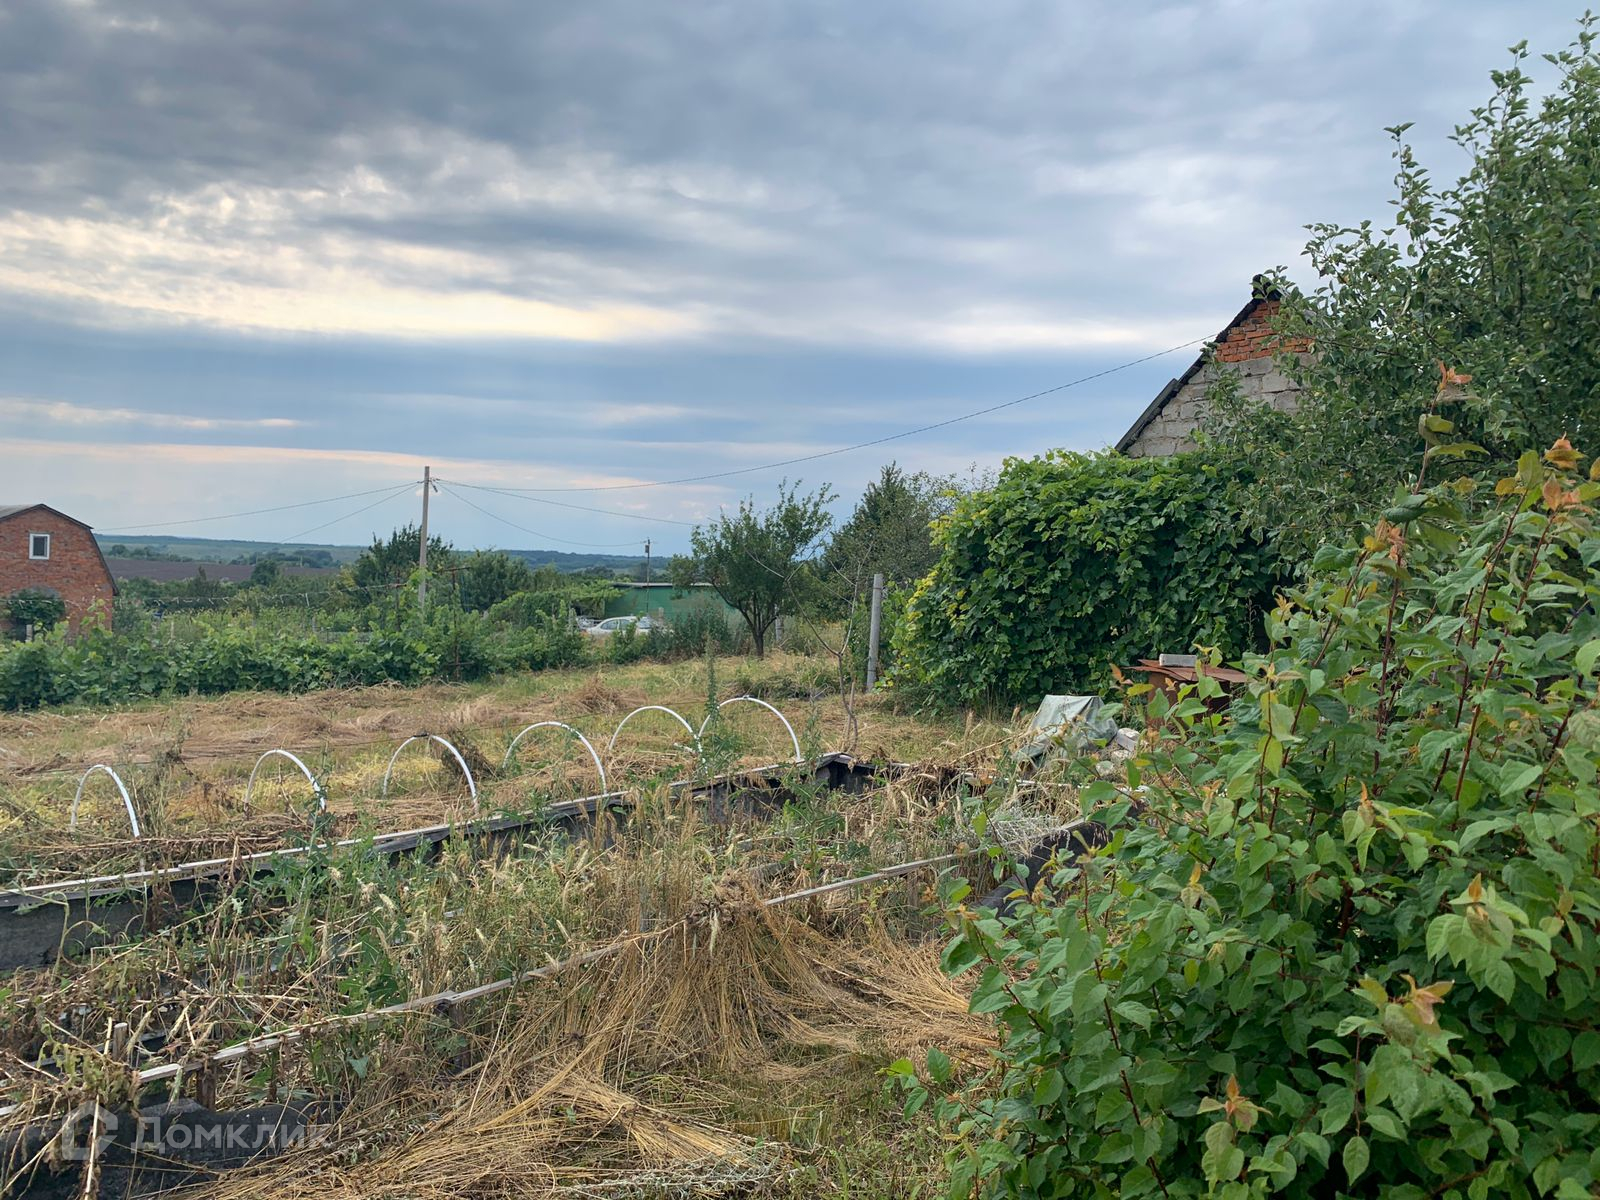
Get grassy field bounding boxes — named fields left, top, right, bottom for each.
left=0, top=652, right=1020, bottom=881
left=0, top=652, right=1057, bottom=1197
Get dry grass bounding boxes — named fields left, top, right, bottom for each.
left=181, top=889, right=989, bottom=1200
left=0, top=653, right=1036, bottom=1196
left=0, top=653, right=1012, bottom=884
left=0, top=653, right=999, bottom=782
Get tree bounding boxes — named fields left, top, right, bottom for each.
left=1205, top=22, right=1600, bottom=563
left=247, top=558, right=282, bottom=587
left=820, top=463, right=956, bottom=603
left=165, top=567, right=229, bottom=608
left=455, top=550, right=535, bottom=612
left=670, top=481, right=834, bottom=657
left=345, top=524, right=453, bottom=602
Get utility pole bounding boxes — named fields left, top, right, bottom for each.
left=418, top=466, right=433, bottom=617
left=644, top=539, right=652, bottom=586
left=865, top=572, right=884, bottom=689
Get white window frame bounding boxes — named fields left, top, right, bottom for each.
left=28, top=532, right=50, bottom=560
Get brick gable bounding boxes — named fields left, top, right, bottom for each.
left=1210, top=298, right=1313, bottom=364
left=0, top=506, right=116, bottom=634
left=1117, top=283, right=1314, bottom=459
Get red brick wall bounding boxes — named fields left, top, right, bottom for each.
left=1210, top=299, right=1314, bottom=365
left=0, top=509, right=115, bottom=634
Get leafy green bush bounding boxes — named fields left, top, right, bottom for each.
left=485, top=579, right=618, bottom=627
left=454, top=550, right=536, bottom=612
left=659, top=605, right=748, bottom=659
left=0, top=607, right=587, bottom=710
left=3, top=588, right=68, bottom=637
left=899, top=441, right=1600, bottom=1196
left=596, top=621, right=653, bottom=666
left=487, top=613, right=587, bottom=674
left=891, top=451, right=1286, bottom=709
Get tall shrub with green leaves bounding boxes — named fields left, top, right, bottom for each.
left=891, top=451, right=1284, bottom=709
left=454, top=550, right=535, bottom=612
left=1208, top=22, right=1600, bottom=563
left=4, top=588, right=67, bottom=637
left=899, top=439, right=1600, bottom=1197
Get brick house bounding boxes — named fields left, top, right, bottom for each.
left=0, top=504, right=117, bottom=635
left=1117, top=278, right=1313, bottom=458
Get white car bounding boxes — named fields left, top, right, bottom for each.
left=584, top=615, right=659, bottom=636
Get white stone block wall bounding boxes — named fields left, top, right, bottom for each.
left=1123, top=354, right=1307, bottom=458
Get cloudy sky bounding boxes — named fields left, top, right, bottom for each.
left=0, top=1, right=1583, bottom=554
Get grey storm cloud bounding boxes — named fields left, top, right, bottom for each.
left=0, top=0, right=1587, bottom=548
left=2, top=0, right=1550, bottom=335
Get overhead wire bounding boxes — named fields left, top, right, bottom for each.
left=279, top=481, right=423, bottom=543
left=87, top=336, right=1211, bottom=548
left=433, top=483, right=648, bottom=549
left=97, top=482, right=423, bottom=534
left=475, top=336, right=1209, bottom=494
left=435, top=478, right=703, bottom=528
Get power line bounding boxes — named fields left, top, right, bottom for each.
left=436, top=478, right=703, bottom=528
left=97, top=482, right=422, bottom=534
left=90, top=336, right=1207, bottom=544
left=434, top=483, right=648, bottom=549
left=480, top=337, right=1208, bottom=494
left=280, top=482, right=420, bottom=544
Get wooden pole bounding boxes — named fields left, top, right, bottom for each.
left=417, top=466, right=432, bottom=617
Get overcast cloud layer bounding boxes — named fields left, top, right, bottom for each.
left=0, top=0, right=1584, bottom=553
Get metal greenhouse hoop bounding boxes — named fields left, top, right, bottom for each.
left=380, top=735, right=480, bottom=814
left=698, top=696, right=803, bottom=763
left=502, top=722, right=609, bottom=793
left=69, top=765, right=143, bottom=838
left=243, top=749, right=328, bottom=813
left=606, top=705, right=700, bottom=755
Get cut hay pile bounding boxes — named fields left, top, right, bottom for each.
left=180, top=884, right=989, bottom=1199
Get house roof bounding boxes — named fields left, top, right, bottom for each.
left=0, top=503, right=96, bottom=531
left=1114, top=277, right=1279, bottom=454
left=0, top=503, right=119, bottom=595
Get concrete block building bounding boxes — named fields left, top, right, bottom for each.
left=1117, top=279, right=1312, bottom=458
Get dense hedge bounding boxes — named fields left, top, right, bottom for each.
left=0, top=597, right=757, bottom=711
left=891, top=451, right=1286, bottom=708
left=0, top=612, right=586, bottom=710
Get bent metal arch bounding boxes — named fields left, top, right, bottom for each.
left=606, top=705, right=699, bottom=756
left=502, top=721, right=609, bottom=794
left=380, top=735, right=480, bottom=814
left=698, top=696, right=803, bottom=763
left=69, top=764, right=143, bottom=838
left=243, top=749, right=329, bottom=814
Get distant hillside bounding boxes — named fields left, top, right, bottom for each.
left=505, top=549, right=649, bottom=573
left=97, top=535, right=364, bottom=565
left=97, top=535, right=647, bottom=574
